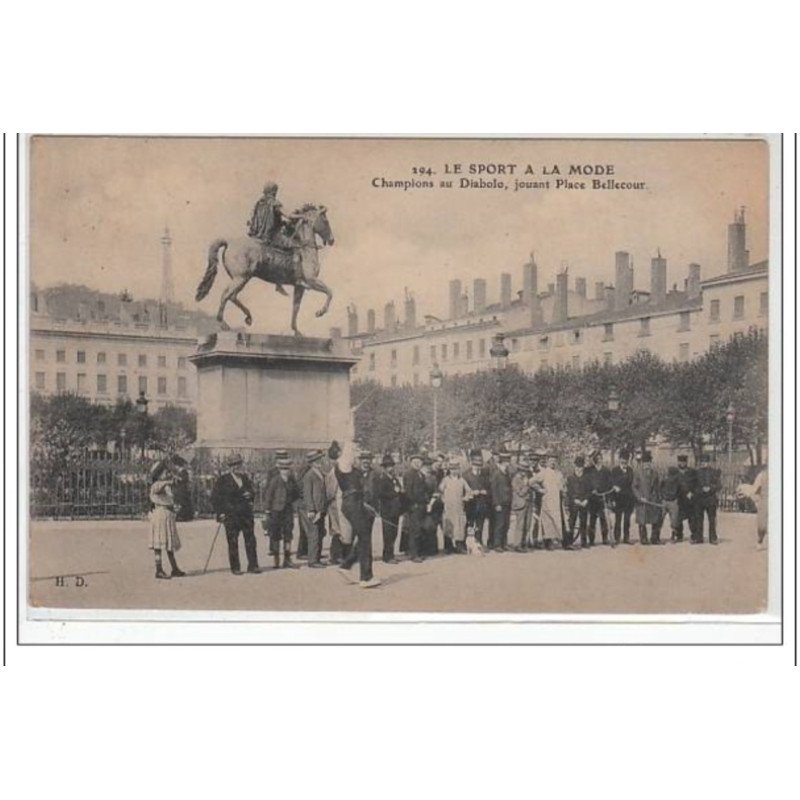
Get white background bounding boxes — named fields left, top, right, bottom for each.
left=1, top=1, right=798, bottom=798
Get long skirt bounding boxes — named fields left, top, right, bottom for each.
left=442, top=503, right=467, bottom=542
left=150, top=506, right=180, bottom=551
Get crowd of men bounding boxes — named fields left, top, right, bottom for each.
left=204, top=442, right=728, bottom=589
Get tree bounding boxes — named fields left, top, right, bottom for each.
left=151, top=405, right=197, bottom=454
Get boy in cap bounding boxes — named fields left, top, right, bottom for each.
left=264, top=457, right=301, bottom=568
left=211, top=453, right=260, bottom=575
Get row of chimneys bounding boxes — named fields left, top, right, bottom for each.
left=346, top=290, right=417, bottom=337
left=343, top=251, right=705, bottom=336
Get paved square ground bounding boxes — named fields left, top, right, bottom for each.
left=28, top=512, right=767, bottom=615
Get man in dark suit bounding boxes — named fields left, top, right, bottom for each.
left=402, top=453, right=428, bottom=562
left=586, top=450, right=612, bottom=546
left=263, top=456, right=300, bottom=568
left=610, top=449, right=635, bottom=545
left=375, top=453, right=403, bottom=563
left=694, top=453, right=721, bottom=544
left=301, top=449, right=328, bottom=567
left=463, top=451, right=490, bottom=545
left=488, top=451, right=513, bottom=552
left=566, top=455, right=590, bottom=549
left=676, top=454, right=698, bottom=543
left=211, top=453, right=260, bottom=575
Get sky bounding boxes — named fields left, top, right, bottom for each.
left=28, top=136, right=770, bottom=336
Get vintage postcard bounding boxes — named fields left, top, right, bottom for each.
left=20, top=135, right=780, bottom=641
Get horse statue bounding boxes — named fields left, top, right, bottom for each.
left=195, top=204, right=334, bottom=336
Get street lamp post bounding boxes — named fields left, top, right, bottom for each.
left=489, top=333, right=509, bottom=449
left=429, top=363, right=443, bottom=453
left=607, top=386, right=620, bottom=464
left=726, top=402, right=735, bottom=468
left=136, top=390, right=149, bottom=458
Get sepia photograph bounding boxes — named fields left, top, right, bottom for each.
left=21, top=135, right=778, bottom=629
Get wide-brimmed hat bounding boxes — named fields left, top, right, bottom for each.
left=358, top=450, right=374, bottom=461
left=498, top=452, right=512, bottom=462
left=306, top=449, right=324, bottom=463
left=225, top=452, right=244, bottom=467
left=381, top=453, right=395, bottom=467
left=470, top=454, right=484, bottom=466
left=274, top=448, right=289, bottom=459
left=448, top=460, right=461, bottom=470
left=677, top=454, right=689, bottom=463
left=276, top=457, right=292, bottom=469
left=410, top=453, right=424, bottom=462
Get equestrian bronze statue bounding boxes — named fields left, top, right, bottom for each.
left=195, top=203, right=335, bottom=336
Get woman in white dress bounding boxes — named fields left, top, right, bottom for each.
left=438, top=461, right=472, bottom=554
left=149, top=461, right=184, bottom=579
left=538, top=455, right=565, bottom=549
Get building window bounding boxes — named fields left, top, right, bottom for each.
left=429, top=345, right=436, bottom=362
left=678, top=311, right=690, bottom=331
left=178, top=356, right=187, bottom=369
left=466, top=340, right=473, bottom=360
left=441, top=344, right=448, bottom=361
left=603, top=323, right=614, bottom=342
left=571, top=330, right=582, bottom=345
left=709, top=334, right=721, bottom=349
left=97, top=374, right=107, bottom=393
left=709, top=299, right=720, bottom=322
left=603, top=352, right=613, bottom=366
left=639, top=317, right=651, bottom=336
left=118, top=353, right=127, bottom=366
left=138, top=376, right=148, bottom=394
left=538, top=335, right=549, bottom=351
left=453, top=342, right=460, bottom=359
left=390, top=349, right=397, bottom=368
left=390, top=375, right=397, bottom=387
left=759, top=291, right=768, bottom=316
left=158, top=377, right=167, bottom=395
left=572, top=355, right=580, bottom=369
left=35, top=372, right=45, bottom=390
left=178, top=376, right=187, bottom=397
left=138, top=354, right=147, bottom=367
left=56, top=349, right=66, bottom=363
left=158, top=355, right=167, bottom=368
left=412, top=346, right=420, bottom=365
left=77, top=374, right=87, bottom=394
left=56, top=372, right=66, bottom=391
left=679, top=343, right=690, bottom=362
left=478, top=339, right=486, bottom=358
left=733, top=295, right=745, bottom=319
left=369, top=353, right=375, bottom=371
left=35, top=349, right=45, bottom=361
left=97, top=352, right=106, bottom=364
left=117, top=374, right=127, bottom=395
left=77, top=350, right=86, bottom=364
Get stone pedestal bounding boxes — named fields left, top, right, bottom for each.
left=190, top=331, right=359, bottom=454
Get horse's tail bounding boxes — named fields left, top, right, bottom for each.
left=195, top=239, right=227, bottom=301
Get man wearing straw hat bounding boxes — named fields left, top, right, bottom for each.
left=301, top=449, right=328, bottom=567
left=264, top=456, right=301, bottom=569
left=211, top=453, right=260, bottom=575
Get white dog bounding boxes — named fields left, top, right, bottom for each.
left=465, top=530, right=486, bottom=556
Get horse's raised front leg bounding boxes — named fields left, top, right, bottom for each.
left=291, top=285, right=306, bottom=336
left=304, top=276, right=333, bottom=318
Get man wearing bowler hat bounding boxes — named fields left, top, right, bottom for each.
left=402, top=453, right=428, bottom=562
left=610, top=448, right=635, bottom=545
left=301, top=449, right=328, bottom=567
left=211, top=453, right=260, bottom=575
left=264, top=456, right=301, bottom=569
left=375, top=453, right=403, bottom=563
left=675, top=453, right=698, bottom=543
left=694, top=453, right=721, bottom=545
left=463, top=450, right=490, bottom=545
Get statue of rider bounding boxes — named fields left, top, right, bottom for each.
left=247, top=181, right=301, bottom=295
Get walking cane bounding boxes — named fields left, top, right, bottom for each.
left=203, top=522, right=223, bottom=574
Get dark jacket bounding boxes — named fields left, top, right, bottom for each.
left=660, top=468, right=681, bottom=502
left=489, top=467, right=513, bottom=508
left=586, top=464, right=612, bottom=496
left=566, top=471, right=591, bottom=505
left=610, top=464, right=635, bottom=510
left=463, top=468, right=490, bottom=509
left=676, top=467, right=698, bottom=503
left=264, top=472, right=300, bottom=514
left=211, top=472, right=256, bottom=523
left=403, top=467, right=429, bottom=509
left=695, top=465, right=722, bottom=505
left=375, top=470, right=403, bottom=519
left=301, top=466, right=327, bottom=514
